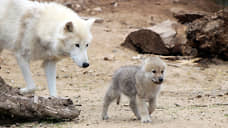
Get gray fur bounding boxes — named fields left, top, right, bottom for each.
left=102, top=57, right=166, bottom=123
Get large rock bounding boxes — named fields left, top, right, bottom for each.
left=148, top=20, right=186, bottom=49
left=121, top=29, right=170, bottom=55
left=121, top=20, right=187, bottom=55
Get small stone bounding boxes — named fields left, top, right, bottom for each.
left=83, top=71, right=88, bottom=74
left=111, top=2, right=118, bottom=7
left=93, top=7, right=102, bottom=12
left=11, top=80, right=14, bottom=83
left=175, top=103, right=181, bottom=107
left=173, top=0, right=179, bottom=3
left=75, top=4, right=81, bottom=9
left=104, top=57, right=110, bottom=61
left=75, top=104, right=82, bottom=106
left=95, top=18, right=104, bottom=24
left=217, top=93, right=224, bottom=97
left=86, top=8, right=91, bottom=12
left=155, top=2, right=161, bottom=5
left=64, top=2, right=73, bottom=8
left=104, top=55, right=115, bottom=61
left=61, top=68, right=66, bottom=72
left=104, top=28, right=111, bottom=32
left=63, top=75, right=69, bottom=78
left=82, top=17, right=104, bottom=24
left=132, top=55, right=142, bottom=60
left=196, top=94, right=202, bottom=98
left=112, top=49, right=118, bottom=53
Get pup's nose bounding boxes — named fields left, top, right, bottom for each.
left=159, top=77, right=163, bottom=82
left=82, top=63, right=89, bottom=68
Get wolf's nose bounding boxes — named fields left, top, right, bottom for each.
left=159, top=77, right=163, bottom=82
left=82, top=63, right=89, bottom=68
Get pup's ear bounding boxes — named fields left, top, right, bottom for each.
left=64, top=21, right=74, bottom=32
left=86, top=18, right=95, bottom=29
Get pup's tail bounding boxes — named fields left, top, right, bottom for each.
left=116, top=95, right=121, bottom=105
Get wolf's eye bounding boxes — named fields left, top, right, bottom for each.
left=152, top=70, right=156, bottom=73
left=86, top=44, right=89, bottom=47
left=75, top=44, right=80, bottom=48
left=161, top=71, right=164, bottom=74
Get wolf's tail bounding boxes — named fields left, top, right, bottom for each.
left=116, top=95, right=121, bottom=105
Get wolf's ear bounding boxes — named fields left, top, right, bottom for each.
left=87, top=18, right=95, bottom=28
left=64, top=21, right=74, bottom=33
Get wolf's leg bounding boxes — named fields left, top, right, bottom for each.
left=43, top=60, right=57, bottom=97
left=16, top=55, right=36, bottom=94
left=0, top=48, right=3, bottom=64
left=129, top=96, right=140, bottom=119
left=102, top=85, right=120, bottom=120
left=0, top=46, right=3, bottom=55
left=148, top=98, right=157, bottom=115
left=136, top=95, right=151, bottom=123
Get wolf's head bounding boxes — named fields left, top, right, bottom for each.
left=55, top=18, right=95, bottom=68
left=142, top=57, right=166, bottom=84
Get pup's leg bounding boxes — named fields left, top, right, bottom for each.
left=129, top=96, right=140, bottom=119
left=102, top=85, right=120, bottom=120
left=16, top=55, right=36, bottom=94
left=136, top=95, right=151, bottom=123
left=149, top=98, right=157, bottom=115
left=43, top=60, right=57, bottom=97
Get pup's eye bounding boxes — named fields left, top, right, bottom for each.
left=161, top=71, right=164, bottom=74
left=75, top=44, right=80, bottom=48
left=152, top=70, right=156, bottom=73
left=86, top=44, right=89, bottom=47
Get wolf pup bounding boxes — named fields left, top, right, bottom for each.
left=102, top=57, right=166, bottom=123
left=0, top=0, right=95, bottom=96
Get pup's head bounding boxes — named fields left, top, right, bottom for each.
left=55, top=18, right=95, bottom=68
left=142, top=57, right=166, bottom=84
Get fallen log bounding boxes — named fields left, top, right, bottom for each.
left=0, top=76, right=80, bottom=124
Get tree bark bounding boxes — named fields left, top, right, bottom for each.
left=0, top=76, right=80, bottom=124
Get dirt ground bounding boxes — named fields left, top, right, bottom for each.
left=0, top=0, right=227, bottom=127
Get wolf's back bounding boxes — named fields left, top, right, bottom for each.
left=0, top=0, right=34, bottom=49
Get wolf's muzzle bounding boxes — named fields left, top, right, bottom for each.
left=82, top=62, right=89, bottom=68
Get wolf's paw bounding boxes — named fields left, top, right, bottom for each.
left=102, top=115, right=109, bottom=120
left=140, top=116, right=151, bottom=123
left=20, top=87, right=36, bottom=94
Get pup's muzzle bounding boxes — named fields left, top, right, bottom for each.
left=153, top=77, right=164, bottom=84
left=159, top=77, right=163, bottom=83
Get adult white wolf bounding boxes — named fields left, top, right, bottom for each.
left=0, top=0, right=95, bottom=96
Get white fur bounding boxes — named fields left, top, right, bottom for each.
left=0, top=0, right=95, bottom=96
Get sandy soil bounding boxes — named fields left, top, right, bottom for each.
left=0, top=0, right=227, bottom=128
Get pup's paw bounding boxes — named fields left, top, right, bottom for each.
left=140, top=116, right=151, bottom=123
left=20, top=87, right=36, bottom=94
left=102, top=115, right=109, bottom=120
